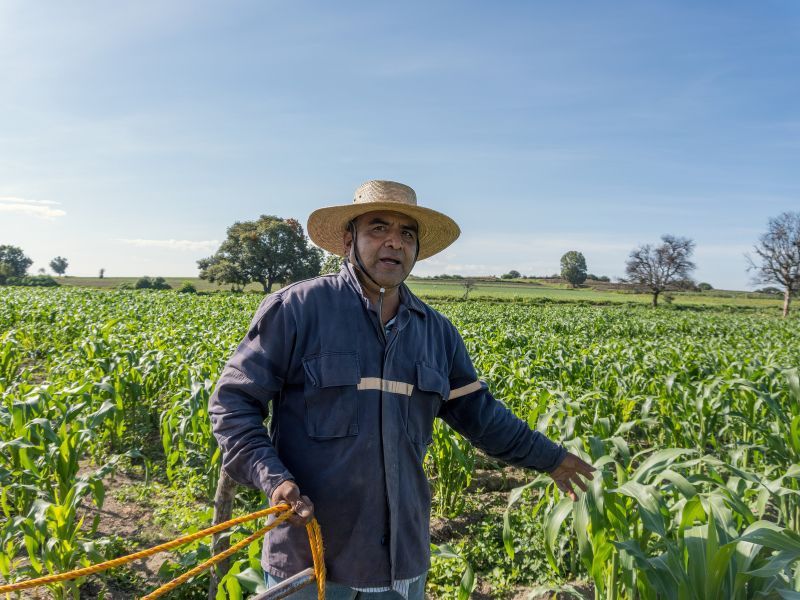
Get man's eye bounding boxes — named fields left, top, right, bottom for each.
left=402, top=231, right=416, bottom=240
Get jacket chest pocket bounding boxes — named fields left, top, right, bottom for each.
left=302, top=352, right=360, bottom=439
left=406, top=362, right=449, bottom=445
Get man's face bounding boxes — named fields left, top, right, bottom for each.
left=344, top=210, right=419, bottom=289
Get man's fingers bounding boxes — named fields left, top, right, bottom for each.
left=556, top=479, right=577, bottom=501
left=287, top=495, right=314, bottom=526
left=294, top=495, right=314, bottom=518
left=567, top=454, right=596, bottom=476
left=271, top=482, right=314, bottom=527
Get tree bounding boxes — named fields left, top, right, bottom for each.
left=625, top=235, right=696, bottom=307
left=0, top=245, right=33, bottom=283
left=135, top=276, right=171, bottom=290
left=461, top=279, right=476, bottom=301
left=560, top=251, right=587, bottom=287
left=747, top=211, right=800, bottom=318
left=50, top=256, right=68, bottom=276
left=501, top=270, right=521, bottom=279
left=99, top=268, right=105, bottom=279
left=320, top=252, right=343, bottom=275
left=198, top=215, right=322, bottom=293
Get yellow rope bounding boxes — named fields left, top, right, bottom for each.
left=142, top=510, right=294, bottom=600
left=307, top=519, right=326, bottom=599
left=0, top=504, right=325, bottom=599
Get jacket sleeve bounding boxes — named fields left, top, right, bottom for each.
left=438, top=326, right=566, bottom=473
left=208, top=293, right=295, bottom=498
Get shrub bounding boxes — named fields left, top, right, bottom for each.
left=698, top=282, right=713, bottom=291
left=501, top=270, right=521, bottom=279
left=118, top=282, right=134, bottom=290
left=757, top=286, right=782, bottom=295
left=177, top=281, right=197, bottom=294
left=135, top=277, right=153, bottom=289
left=152, top=277, right=172, bottom=290
left=5, top=275, right=59, bottom=287
left=134, top=276, right=171, bottom=290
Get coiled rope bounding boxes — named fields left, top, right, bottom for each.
left=0, top=504, right=325, bottom=599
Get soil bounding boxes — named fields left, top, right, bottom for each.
left=77, top=469, right=173, bottom=599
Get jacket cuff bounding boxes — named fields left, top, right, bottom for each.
left=540, top=444, right=568, bottom=473
left=253, top=460, right=294, bottom=500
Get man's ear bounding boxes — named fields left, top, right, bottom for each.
left=342, top=229, right=353, bottom=255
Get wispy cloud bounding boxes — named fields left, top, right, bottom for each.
left=118, top=238, right=220, bottom=252
left=0, top=196, right=66, bottom=219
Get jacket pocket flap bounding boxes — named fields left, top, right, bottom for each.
left=303, top=352, right=360, bottom=388
left=415, top=362, right=449, bottom=398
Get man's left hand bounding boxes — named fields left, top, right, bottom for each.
left=549, top=452, right=596, bottom=501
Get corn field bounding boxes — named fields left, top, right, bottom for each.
left=1, top=287, right=799, bottom=599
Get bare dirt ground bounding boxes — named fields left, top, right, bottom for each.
left=77, top=469, right=172, bottom=599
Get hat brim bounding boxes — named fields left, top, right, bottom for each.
left=307, top=202, right=460, bottom=260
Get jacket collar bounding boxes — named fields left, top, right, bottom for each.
left=339, top=261, right=427, bottom=318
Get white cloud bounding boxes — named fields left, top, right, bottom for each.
left=0, top=196, right=66, bottom=219
left=118, top=238, right=220, bottom=251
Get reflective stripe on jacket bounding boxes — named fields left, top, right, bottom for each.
left=208, top=263, right=566, bottom=588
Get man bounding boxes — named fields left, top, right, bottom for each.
left=209, top=180, right=594, bottom=599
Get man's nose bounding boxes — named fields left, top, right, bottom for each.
left=384, top=229, right=403, bottom=249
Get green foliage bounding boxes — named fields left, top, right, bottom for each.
left=757, top=286, right=783, bottom=295
left=698, top=282, right=713, bottom=291
left=50, top=256, right=69, bottom=276
left=560, top=251, right=588, bottom=287
left=135, top=276, right=171, bottom=290
left=198, top=215, right=322, bottom=292
left=425, top=421, right=474, bottom=517
left=0, top=245, right=33, bottom=282
left=4, top=275, right=59, bottom=287
left=320, top=252, right=343, bottom=275
left=501, top=270, right=521, bottom=279
left=178, top=281, right=198, bottom=294
left=1, top=289, right=799, bottom=598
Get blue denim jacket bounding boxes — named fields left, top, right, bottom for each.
left=208, top=263, right=566, bottom=588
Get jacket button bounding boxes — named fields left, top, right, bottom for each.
left=380, top=535, right=387, bottom=546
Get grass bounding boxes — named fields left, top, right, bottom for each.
left=55, top=276, right=265, bottom=292
left=406, top=279, right=784, bottom=309
left=49, top=275, right=784, bottom=309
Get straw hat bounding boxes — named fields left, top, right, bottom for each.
left=307, top=180, right=460, bottom=260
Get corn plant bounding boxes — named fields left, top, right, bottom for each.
left=425, top=421, right=475, bottom=517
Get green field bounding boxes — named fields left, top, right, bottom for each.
left=53, top=275, right=785, bottom=310
left=407, top=279, right=784, bottom=308
left=1, top=288, right=799, bottom=599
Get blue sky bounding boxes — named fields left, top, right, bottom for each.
left=1, top=1, right=798, bottom=289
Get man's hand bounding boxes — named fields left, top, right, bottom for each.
left=549, top=452, right=596, bottom=501
left=271, top=480, right=315, bottom=527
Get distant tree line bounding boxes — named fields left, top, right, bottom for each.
left=2, top=210, right=798, bottom=316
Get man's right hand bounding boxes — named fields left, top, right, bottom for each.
left=271, top=480, right=315, bottom=527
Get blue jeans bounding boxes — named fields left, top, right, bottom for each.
left=263, top=572, right=427, bottom=599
